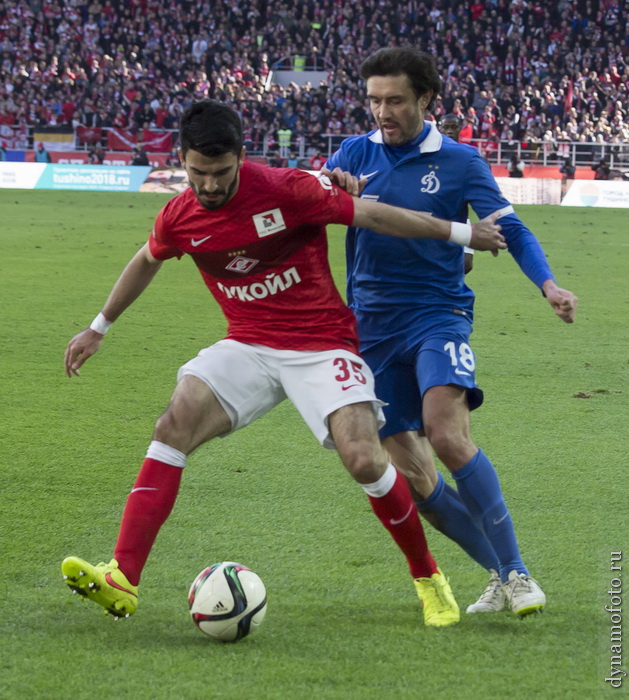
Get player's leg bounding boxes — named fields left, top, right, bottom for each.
left=384, top=430, right=500, bottom=574
left=113, top=374, right=233, bottom=581
left=422, top=384, right=545, bottom=616
left=382, top=429, right=438, bottom=500
left=63, top=340, right=284, bottom=617
left=370, top=358, right=501, bottom=580
left=282, top=349, right=458, bottom=626
left=62, top=373, right=232, bottom=616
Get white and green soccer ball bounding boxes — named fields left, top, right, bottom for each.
left=188, top=562, right=267, bottom=642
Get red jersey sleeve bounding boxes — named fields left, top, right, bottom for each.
left=148, top=206, right=184, bottom=260
left=280, top=169, right=355, bottom=227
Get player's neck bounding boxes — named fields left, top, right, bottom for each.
left=387, top=123, right=430, bottom=154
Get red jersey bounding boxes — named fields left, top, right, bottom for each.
left=149, top=161, right=358, bottom=352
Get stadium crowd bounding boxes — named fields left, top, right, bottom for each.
left=0, top=0, right=627, bottom=162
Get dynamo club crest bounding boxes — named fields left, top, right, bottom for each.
left=420, top=170, right=441, bottom=194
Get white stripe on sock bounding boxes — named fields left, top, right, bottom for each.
left=360, top=463, right=397, bottom=498
left=146, top=440, right=187, bottom=468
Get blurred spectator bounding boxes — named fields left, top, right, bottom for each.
left=592, top=158, right=611, bottom=180
left=35, top=143, right=51, bottom=163
left=559, top=159, right=576, bottom=181
left=309, top=150, right=325, bottom=171
left=166, top=150, right=181, bottom=168
left=508, top=154, right=525, bottom=178
left=458, top=118, right=474, bottom=144
left=131, top=145, right=149, bottom=166
left=267, top=150, right=284, bottom=167
left=277, top=126, right=292, bottom=158
left=88, top=144, right=106, bottom=164
left=0, top=142, right=6, bottom=161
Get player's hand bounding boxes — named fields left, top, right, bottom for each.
left=542, top=280, right=578, bottom=323
left=319, top=167, right=366, bottom=196
left=469, top=212, right=506, bottom=255
left=64, top=328, right=105, bottom=377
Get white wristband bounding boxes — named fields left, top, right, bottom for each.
left=449, top=222, right=472, bottom=247
left=89, top=312, right=112, bottom=335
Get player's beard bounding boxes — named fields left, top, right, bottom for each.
left=379, top=122, right=415, bottom=146
left=193, top=168, right=240, bottom=210
left=378, top=113, right=423, bottom=146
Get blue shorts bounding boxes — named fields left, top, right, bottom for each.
left=356, top=310, right=484, bottom=439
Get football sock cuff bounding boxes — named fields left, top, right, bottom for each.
left=359, top=463, right=397, bottom=497
left=146, top=440, right=187, bottom=468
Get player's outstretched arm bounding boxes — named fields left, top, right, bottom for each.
left=351, top=198, right=507, bottom=251
left=541, top=279, right=578, bottom=324
left=64, top=243, right=163, bottom=377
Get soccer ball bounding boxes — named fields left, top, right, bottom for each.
left=188, top=562, right=267, bottom=642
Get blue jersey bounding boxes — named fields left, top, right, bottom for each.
left=326, top=122, right=554, bottom=320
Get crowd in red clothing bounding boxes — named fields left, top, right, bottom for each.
left=0, top=0, right=627, bottom=160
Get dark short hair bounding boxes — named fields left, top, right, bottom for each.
left=360, top=48, right=441, bottom=109
left=179, top=100, right=243, bottom=157
left=441, top=113, right=463, bottom=124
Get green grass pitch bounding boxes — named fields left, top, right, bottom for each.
left=0, top=190, right=627, bottom=698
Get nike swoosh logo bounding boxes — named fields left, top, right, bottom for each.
left=359, top=170, right=379, bottom=180
left=390, top=502, right=415, bottom=526
left=493, top=512, right=509, bottom=526
left=341, top=384, right=360, bottom=391
left=105, top=572, right=138, bottom=597
left=454, top=368, right=471, bottom=376
left=191, top=235, right=212, bottom=247
left=130, top=487, right=158, bottom=493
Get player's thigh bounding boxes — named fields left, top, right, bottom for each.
left=280, top=348, right=385, bottom=451
left=155, top=374, right=232, bottom=453
left=177, top=339, right=286, bottom=435
left=422, top=385, right=477, bottom=470
left=422, top=384, right=470, bottom=432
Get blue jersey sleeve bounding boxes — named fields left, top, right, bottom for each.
left=324, top=147, right=349, bottom=172
left=465, top=153, right=554, bottom=290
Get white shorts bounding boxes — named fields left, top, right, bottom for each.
left=177, top=339, right=385, bottom=449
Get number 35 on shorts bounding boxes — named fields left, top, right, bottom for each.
left=333, top=357, right=367, bottom=385
left=444, top=341, right=476, bottom=376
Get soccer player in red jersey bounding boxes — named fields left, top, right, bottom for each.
left=61, top=100, right=504, bottom=628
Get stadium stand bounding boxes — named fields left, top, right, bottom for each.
left=0, top=0, right=627, bottom=173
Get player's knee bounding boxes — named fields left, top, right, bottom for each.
left=153, top=409, right=191, bottom=452
left=340, top=444, right=384, bottom=483
left=424, top=423, right=468, bottom=466
left=405, top=469, right=438, bottom=501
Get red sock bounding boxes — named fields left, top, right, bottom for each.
left=114, top=458, right=182, bottom=586
left=368, top=468, right=438, bottom=579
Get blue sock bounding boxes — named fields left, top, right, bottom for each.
left=417, top=473, right=499, bottom=571
left=452, top=449, right=529, bottom=582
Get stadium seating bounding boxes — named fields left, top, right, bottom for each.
left=0, top=0, right=626, bottom=170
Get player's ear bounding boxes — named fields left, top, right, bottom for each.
left=239, top=146, right=246, bottom=166
left=420, top=91, right=434, bottom=109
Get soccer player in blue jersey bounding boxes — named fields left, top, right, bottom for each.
left=325, top=48, right=578, bottom=617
